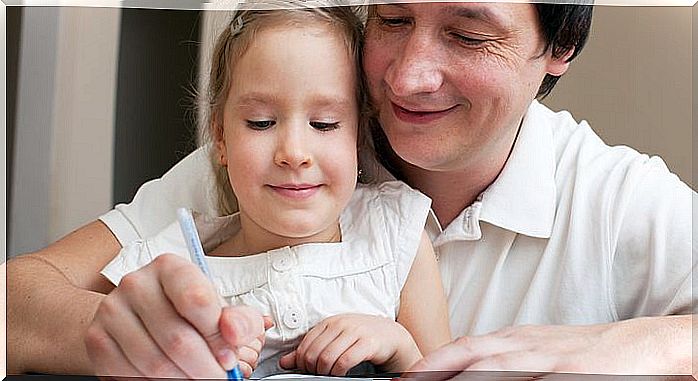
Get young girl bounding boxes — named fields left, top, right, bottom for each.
left=100, top=4, right=450, bottom=378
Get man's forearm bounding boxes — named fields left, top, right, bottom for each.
left=8, top=255, right=106, bottom=375
left=406, top=313, right=695, bottom=377
left=628, top=314, right=693, bottom=376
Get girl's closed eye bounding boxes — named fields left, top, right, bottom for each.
left=309, top=121, right=340, bottom=131
left=246, top=120, right=276, bottom=130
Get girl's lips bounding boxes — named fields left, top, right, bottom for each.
left=391, top=102, right=459, bottom=125
left=268, top=184, right=321, bottom=200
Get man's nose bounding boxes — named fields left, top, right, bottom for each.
left=273, top=127, right=312, bottom=169
left=384, top=30, right=444, bottom=97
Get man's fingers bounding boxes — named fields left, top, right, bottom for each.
left=467, top=352, right=554, bottom=374
left=405, top=337, right=485, bottom=380
left=95, top=288, right=189, bottom=379
left=156, top=255, right=238, bottom=372
left=84, top=324, right=143, bottom=378
left=122, top=264, right=227, bottom=377
left=406, top=335, right=533, bottom=380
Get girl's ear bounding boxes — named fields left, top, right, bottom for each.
left=546, top=48, right=575, bottom=77
left=212, top=117, right=228, bottom=167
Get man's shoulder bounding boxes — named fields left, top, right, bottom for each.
left=534, top=103, right=671, bottom=189
left=534, top=102, right=690, bottom=216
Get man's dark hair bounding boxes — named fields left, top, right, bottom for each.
left=534, top=4, right=593, bottom=99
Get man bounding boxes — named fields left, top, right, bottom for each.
left=8, top=1, right=694, bottom=378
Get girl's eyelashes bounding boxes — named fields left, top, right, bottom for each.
left=309, top=121, right=340, bottom=131
left=246, top=120, right=276, bottom=130
left=244, top=119, right=340, bottom=131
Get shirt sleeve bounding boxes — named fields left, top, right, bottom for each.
left=101, top=218, right=192, bottom=285
left=99, top=145, right=221, bottom=247
left=610, top=155, right=696, bottom=318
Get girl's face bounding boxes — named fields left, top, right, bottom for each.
left=218, top=22, right=359, bottom=244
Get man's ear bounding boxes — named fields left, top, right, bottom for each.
left=546, top=48, right=575, bottom=77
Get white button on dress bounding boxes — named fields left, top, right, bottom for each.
left=283, top=307, right=303, bottom=329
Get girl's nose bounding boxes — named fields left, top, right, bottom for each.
left=384, top=31, right=444, bottom=97
left=273, top=129, right=312, bottom=169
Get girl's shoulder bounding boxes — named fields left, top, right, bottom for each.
left=341, top=180, right=431, bottom=252
left=351, top=180, right=432, bottom=213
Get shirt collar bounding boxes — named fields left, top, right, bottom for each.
left=478, top=100, right=557, bottom=239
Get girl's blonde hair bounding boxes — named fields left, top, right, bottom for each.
left=198, top=4, right=372, bottom=216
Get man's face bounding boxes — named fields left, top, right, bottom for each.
left=364, top=2, right=570, bottom=172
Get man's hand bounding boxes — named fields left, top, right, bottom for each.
left=85, top=254, right=268, bottom=379
left=406, top=315, right=693, bottom=380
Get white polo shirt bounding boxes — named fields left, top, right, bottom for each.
left=99, top=100, right=695, bottom=339
left=428, top=101, right=694, bottom=337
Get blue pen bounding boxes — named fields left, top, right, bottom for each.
left=177, top=207, right=244, bottom=381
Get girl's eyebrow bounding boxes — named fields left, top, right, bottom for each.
left=235, top=92, right=279, bottom=106
left=236, top=94, right=354, bottom=111
left=309, top=95, right=355, bottom=111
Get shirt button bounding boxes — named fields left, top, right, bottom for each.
left=282, top=308, right=303, bottom=329
left=272, top=255, right=293, bottom=272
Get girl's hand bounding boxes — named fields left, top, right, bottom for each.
left=85, top=254, right=267, bottom=379
left=278, top=313, right=421, bottom=376
left=237, top=316, right=274, bottom=376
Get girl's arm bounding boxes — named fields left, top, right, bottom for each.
left=396, top=230, right=451, bottom=357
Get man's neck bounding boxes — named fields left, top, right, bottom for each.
left=400, top=162, right=501, bottom=228
left=385, top=126, right=521, bottom=228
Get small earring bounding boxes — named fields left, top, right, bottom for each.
left=357, top=168, right=363, bottom=180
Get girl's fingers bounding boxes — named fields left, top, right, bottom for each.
left=219, top=305, right=267, bottom=348
left=330, top=338, right=374, bottom=376
left=315, top=331, right=360, bottom=375
left=84, top=324, right=143, bottom=378
left=123, top=268, right=228, bottom=379
left=296, top=323, right=338, bottom=374
left=237, top=360, right=254, bottom=378
left=279, top=350, right=298, bottom=370
left=263, top=315, right=275, bottom=330
left=238, top=340, right=263, bottom=368
left=93, top=292, right=188, bottom=379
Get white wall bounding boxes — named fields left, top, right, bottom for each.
left=10, top=7, right=60, bottom=258
left=9, top=7, right=121, bottom=257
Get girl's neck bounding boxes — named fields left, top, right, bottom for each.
left=210, top=212, right=342, bottom=257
